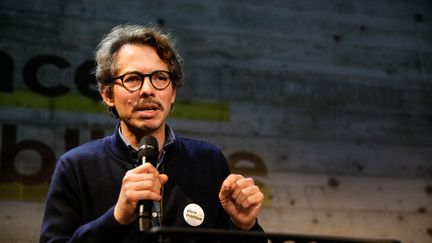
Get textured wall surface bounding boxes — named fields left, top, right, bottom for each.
left=0, top=0, right=431, bottom=242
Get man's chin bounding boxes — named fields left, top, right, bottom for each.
left=121, top=117, right=165, bottom=134
left=131, top=122, right=164, bottom=134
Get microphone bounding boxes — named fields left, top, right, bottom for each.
left=137, top=136, right=159, bottom=232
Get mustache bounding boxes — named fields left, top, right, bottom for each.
left=133, top=98, right=164, bottom=111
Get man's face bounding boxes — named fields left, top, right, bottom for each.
left=101, top=43, right=176, bottom=138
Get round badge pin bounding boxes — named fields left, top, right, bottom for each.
left=183, top=203, right=205, bottom=226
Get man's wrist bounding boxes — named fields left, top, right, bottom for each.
left=114, top=204, right=134, bottom=225
left=231, top=218, right=257, bottom=230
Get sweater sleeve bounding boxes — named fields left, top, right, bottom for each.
left=39, top=158, right=128, bottom=243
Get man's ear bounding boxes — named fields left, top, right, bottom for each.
left=100, top=86, right=115, bottom=107
left=170, top=88, right=176, bottom=104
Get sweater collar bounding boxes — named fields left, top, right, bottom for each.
left=109, top=123, right=177, bottom=165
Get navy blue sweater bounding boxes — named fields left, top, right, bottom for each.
left=39, top=127, right=263, bottom=242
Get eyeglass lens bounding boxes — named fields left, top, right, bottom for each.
left=121, top=71, right=171, bottom=91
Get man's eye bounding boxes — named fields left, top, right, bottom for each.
left=154, top=73, right=169, bottom=81
left=124, top=74, right=141, bottom=82
left=156, top=76, right=168, bottom=81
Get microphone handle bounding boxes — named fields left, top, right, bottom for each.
left=138, top=201, right=152, bottom=231
left=138, top=155, right=153, bottom=231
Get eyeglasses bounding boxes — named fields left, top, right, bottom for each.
left=112, top=70, right=172, bottom=91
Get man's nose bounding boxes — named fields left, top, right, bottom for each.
left=139, top=77, right=155, bottom=96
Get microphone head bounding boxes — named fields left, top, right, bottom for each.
left=137, top=136, right=159, bottom=166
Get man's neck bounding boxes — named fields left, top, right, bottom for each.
left=119, top=122, right=166, bottom=152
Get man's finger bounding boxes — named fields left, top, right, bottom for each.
left=222, top=174, right=243, bottom=187
left=134, top=162, right=159, bottom=174
left=220, top=174, right=243, bottom=198
left=240, top=188, right=263, bottom=208
left=233, top=185, right=259, bottom=206
left=159, top=174, right=169, bottom=185
left=231, top=177, right=255, bottom=200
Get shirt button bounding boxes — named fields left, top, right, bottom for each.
left=152, top=212, right=158, bottom=218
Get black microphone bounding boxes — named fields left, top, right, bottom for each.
left=137, top=136, right=159, bottom=232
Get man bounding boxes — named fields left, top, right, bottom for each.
left=39, top=24, right=264, bottom=242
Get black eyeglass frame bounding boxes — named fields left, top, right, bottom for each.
left=111, top=70, right=172, bottom=91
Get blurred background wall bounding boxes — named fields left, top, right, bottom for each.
left=0, top=0, right=431, bottom=242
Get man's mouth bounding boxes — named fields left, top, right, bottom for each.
left=134, top=100, right=163, bottom=112
left=139, top=103, right=160, bottom=111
